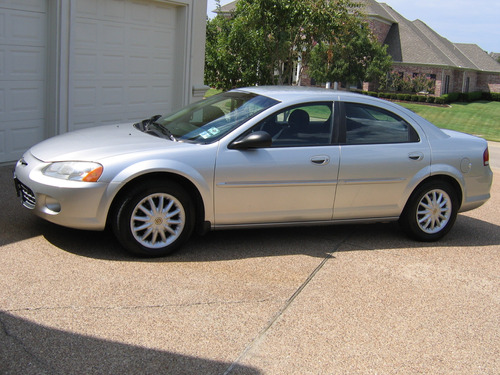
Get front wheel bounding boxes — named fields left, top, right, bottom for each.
left=112, top=181, right=194, bottom=257
left=400, top=181, right=458, bottom=242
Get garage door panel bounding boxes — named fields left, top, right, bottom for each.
left=10, top=84, right=45, bottom=117
left=73, top=52, right=99, bottom=78
left=128, top=1, right=156, bottom=23
left=152, top=56, right=172, bottom=79
left=102, top=24, right=125, bottom=49
left=74, top=19, right=98, bottom=48
left=74, top=0, right=99, bottom=18
left=0, top=7, right=46, bottom=48
left=0, top=2, right=47, bottom=162
left=73, top=86, right=97, bottom=111
left=129, top=55, right=150, bottom=77
left=129, top=26, right=151, bottom=46
left=0, top=46, right=45, bottom=81
left=9, top=47, right=45, bottom=79
left=0, top=119, right=44, bottom=158
left=8, top=11, right=45, bottom=45
left=102, top=86, right=124, bottom=108
left=10, top=120, right=44, bottom=152
left=0, top=0, right=46, bottom=13
left=103, top=1, right=126, bottom=19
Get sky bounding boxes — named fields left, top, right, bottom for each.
left=206, top=0, right=500, bottom=53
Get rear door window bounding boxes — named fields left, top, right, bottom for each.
left=342, top=102, right=419, bottom=145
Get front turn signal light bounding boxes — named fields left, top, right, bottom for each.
left=82, top=166, right=103, bottom=182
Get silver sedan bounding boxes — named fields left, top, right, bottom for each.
left=14, top=87, right=493, bottom=256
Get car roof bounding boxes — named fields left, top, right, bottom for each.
left=233, top=85, right=366, bottom=103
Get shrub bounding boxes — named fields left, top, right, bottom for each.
left=418, top=95, right=427, bottom=102
left=434, top=97, right=446, bottom=105
left=426, top=96, right=435, bottom=104
left=482, top=92, right=492, bottom=101
left=411, top=95, right=419, bottom=102
left=466, top=91, right=483, bottom=102
left=441, top=92, right=460, bottom=103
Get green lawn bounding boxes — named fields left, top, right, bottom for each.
left=205, top=88, right=222, bottom=97
left=399, top=101, right=500, bottom=142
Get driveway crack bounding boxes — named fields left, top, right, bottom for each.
left=5, top=297, right=278, bottom=314
left=223, top=229, right=355, bottom=374
left=0, top=312, right=58, bottom=375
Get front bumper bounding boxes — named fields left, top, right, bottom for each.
left=14, top=152, right=111, bottom=230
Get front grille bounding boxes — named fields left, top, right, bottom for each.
left=15, top=179, right=36, bottom=209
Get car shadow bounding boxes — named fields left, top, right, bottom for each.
left=0, top=311, right=261, bottom=375
left=38, top=214, right=500, bottom=262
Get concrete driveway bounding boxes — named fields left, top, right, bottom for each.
left=1, top=159, right=498, bottom=374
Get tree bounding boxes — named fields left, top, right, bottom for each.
left=308, top=20, right=392, bottom=88
left=205, top=0, right=369, bottom=90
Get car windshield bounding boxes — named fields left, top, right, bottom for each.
left=150, top=92, right=279, bottom=144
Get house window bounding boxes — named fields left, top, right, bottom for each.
left=465, top=77, right=470, bottom=93
left=444, top=75, right=450, bottom=94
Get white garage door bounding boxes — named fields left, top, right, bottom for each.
left=0, top=0, right=47, bottom=163
left=70, top=0, right=181, bottom=131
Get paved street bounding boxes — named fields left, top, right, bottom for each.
left=1, top=154, right=498, bottom=374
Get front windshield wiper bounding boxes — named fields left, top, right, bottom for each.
left=138, top=115, right=177, bottom=141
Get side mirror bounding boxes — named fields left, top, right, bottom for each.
left=229, top=131, right=272, bottom=150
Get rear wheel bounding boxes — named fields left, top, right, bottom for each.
left=400, top=181, right=458, bottom=242
left=112, top=181, right=194, bottom=257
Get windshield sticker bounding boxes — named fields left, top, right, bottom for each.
left=208, top=127, right=220, bottom=136
left=200, top=131, right=210, bottom=139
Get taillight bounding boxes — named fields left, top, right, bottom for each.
left=483, top=148, right=490, bottom=166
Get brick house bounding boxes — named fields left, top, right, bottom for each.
left=359, top=0, right=500, bottom=95
left=216, top=0, right=500, bottom=95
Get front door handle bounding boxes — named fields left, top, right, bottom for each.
left=311, top=156, right=330, bottom=165
left=408, top=152, right=424, bottom=161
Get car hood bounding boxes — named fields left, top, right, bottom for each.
left=29, top=123, right=185, bottom=162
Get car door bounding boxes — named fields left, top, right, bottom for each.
left=333, top=101, right=430, bottom=220
left=214, top=102, right=341, bottom=225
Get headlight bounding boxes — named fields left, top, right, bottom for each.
left=43, top=162, right=103, bottom=182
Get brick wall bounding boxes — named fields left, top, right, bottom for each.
left=392, top=64, right=442, bottom=96
left=386, top=65, right=500, bottom=95
left=477, top=72, right=500, bottom=93
left=367, top=18, right=392, bottom=44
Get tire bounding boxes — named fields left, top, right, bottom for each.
left=400, top=181, right=458, bottom=242
left=112, top=181, right=194, bottom=257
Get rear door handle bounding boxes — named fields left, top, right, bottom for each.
left=408, top=152, right=424, bottom=161
left=311, top=155, right=330, bottom=165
